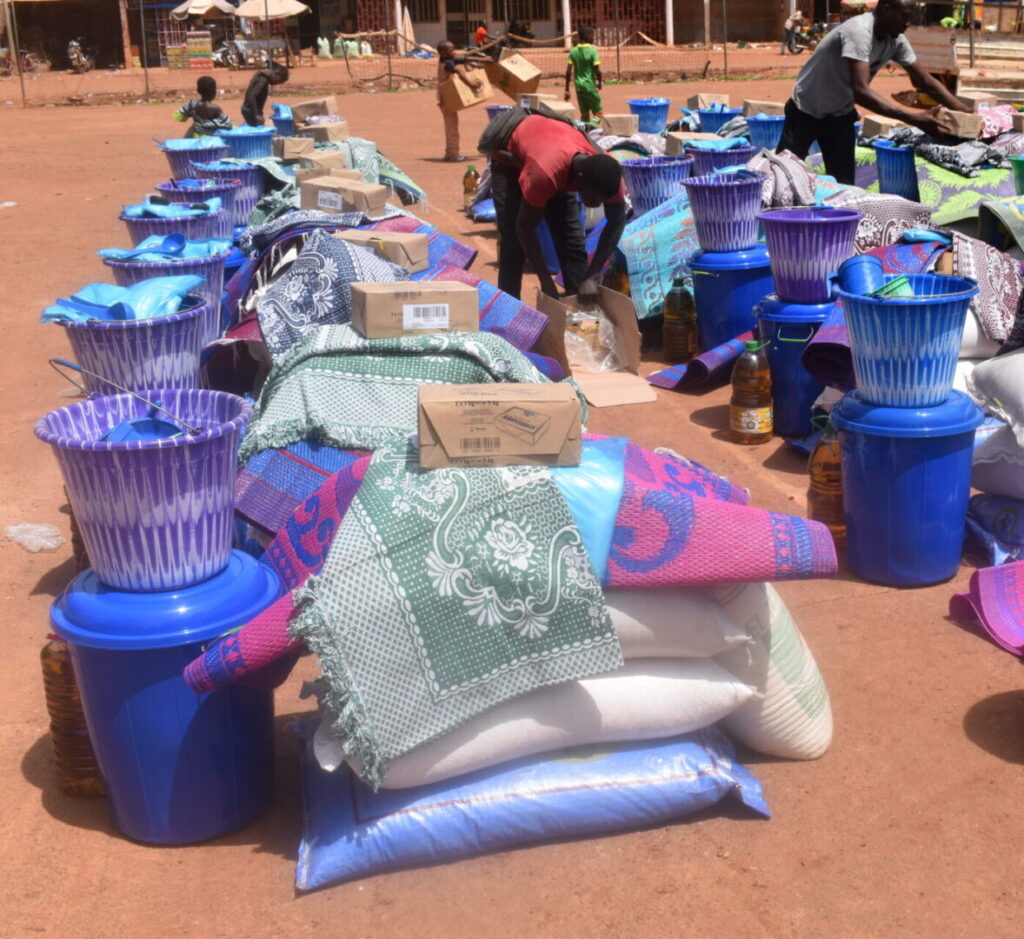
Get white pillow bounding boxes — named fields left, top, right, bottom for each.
left=968, top=347, right=1024, bottom=447
left=972, top=425, right=1024, bottom=500
left=960, top=309, right=1001, bottom=359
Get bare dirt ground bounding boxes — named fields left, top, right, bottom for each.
left=2, top=72, right=1024, bottom=938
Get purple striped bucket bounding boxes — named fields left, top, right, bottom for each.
left=683, top=172, right=766, bottom=253
left=190, top=163, right=265, bottom=226
left=59, top=296, right=209, bottom=395
left=620, top=156, right=694, bottom=217
left=758, top=207, right=861, bottom=303
left=35, top=389, right=251, bottom=592
left=102, top=254, right=230, bottom=345
left=160, top=143, right=229, bottom=181
left=154, top=180, right=240, bottom=237
left=685, top=145, right=757, bottom=176
left=120, top=209, right=225, bottom=245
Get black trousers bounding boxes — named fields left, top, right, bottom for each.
left=491, top=162, right=588, bottom=300
left=777, top=98, right=858, bottom=185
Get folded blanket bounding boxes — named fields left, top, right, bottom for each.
left=978, top=195, right=1024, bottom=256
left=747, top=149, right=817, bottom=207
left=377, top=151, right=428, bottom=206
left=239, top=209, right=394, bottom=256
left=257, top=229, right=406, bottom=361
left=887, top=127, right=1008, bottom=178
left=822, top=187, right=933, bottom=253
left=949, top=562, right=1024, bottom=656
left=952, top=229, right=1023, bottom=342
left=288, top=437, right=623, bottom=787
left=184, top=439, right=835, bottom=701
left=238, top=325, right=552, bottom=463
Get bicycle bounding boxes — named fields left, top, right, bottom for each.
left=0, top=47, right=49, bottom=79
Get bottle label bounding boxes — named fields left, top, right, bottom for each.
left=731, top=405, right=773, bottom=435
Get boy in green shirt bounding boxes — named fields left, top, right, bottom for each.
left=564, top=26, right=603, bottom=123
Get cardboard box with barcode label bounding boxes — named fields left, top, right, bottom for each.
left=600, top=113, right=639, bottom=136
left=297, top=120, right=351, bottom=143
left=296, top=165, right=363, bottom=186
left=272, top=136, right=315, bottom=160
left=333, top=230, right=429, bottom=273
left=533, top=287, right=656, bottom=408
left=519, top=92, right=558, bottom=110
left=350, top=281, right=478, bottom=339
left=291, top=96, right=340, bottom=124
left=439, top=69, right=493, bottom=111
left=418, top=383, right=581, bottom=468
left=687, top=93, right=731, bottom=109
left=485, top=52, right=542, bottom=101
left=300, top=175, right=384, bottom=213
left=665, top=131, right=725, bottom=155
left=539, top=99, right=578, bottom=121
left=933, top=106, right=984, bottom=139
left=742, top=99, right=785, bottom=116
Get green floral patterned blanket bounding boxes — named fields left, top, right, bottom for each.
left=291, top=438, right=622, bottom=788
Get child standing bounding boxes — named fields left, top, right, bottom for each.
left=436, top=40, right=485, bottom=162
left=241, top=64, right=289, bottom=127
left=564, top=25, right=602, bottom=123
left=174, top=76, right=233, bottom=137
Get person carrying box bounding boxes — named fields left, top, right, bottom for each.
left=437, top=39, right=486, bottom=162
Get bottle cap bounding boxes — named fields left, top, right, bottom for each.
left=467, top=164, right=477, bottom=173
left=671, top=277, right=687, bottom=288
left=744, top=339, right=760, bottom=352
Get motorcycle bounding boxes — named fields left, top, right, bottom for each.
left=793, top=22, right=828, bottom=54
left=67, top=37, right=94, bottom=73
left=212, top=41, right=242, bottom=69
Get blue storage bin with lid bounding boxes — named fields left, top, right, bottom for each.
left=831, top=390, right=984, bottom=587
left=50, top=551, right=282, bottom=844
left=755, top=294, right=832, bottom=438
left=691, top=245, right=774, bottom=350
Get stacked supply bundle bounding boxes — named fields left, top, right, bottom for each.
left=291, top=96, right=350, bottom=143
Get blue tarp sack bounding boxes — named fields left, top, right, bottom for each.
left=684, top=137, right=753, bottom=151
left=191, top=160, right=245, bottom=171
left=98, top=236, right=233, bottom=262
left=41, top=275, right=204, bottom=323
left=159, top=137, right=225, bottom=151
left=122, top=196, right=223, bottom=218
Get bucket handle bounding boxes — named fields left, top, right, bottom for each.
left=49, top=358, right=203, bottom=436
left=777, top=325, right=817, bottom=344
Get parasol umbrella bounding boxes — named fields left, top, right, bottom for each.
left=234, top=0, right=310, bottom=17
left=171, top=0, right=238, bottom=20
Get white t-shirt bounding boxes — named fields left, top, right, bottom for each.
left=792, top=13, right=916, bottom=119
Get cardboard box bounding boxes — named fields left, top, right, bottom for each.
left=438, top=69, right=493, bottom=111
left=300, top=151, right=351, bottom=171
left=272, top=136, right=315, bottom=160
left=485, top=53, right=542, bottom=101
left=933, top=106, right=984, bottom=139
left=601, top=113, right=640, bottom=136
left=742, top=99, right=785, bottom=116
left=959, top=93, right=997, bottom=112
left=533, top=287, right=656, bottom=408
left=860, top=114, right=906, bottom=138
left=665, top=131, right=723, bottom=155
left=295, top=166, right=363, bottom=186
left=299, top=176, right=389, bottom=215
left=291, top=96, right=340, bottom=124
left=418, top=383, right=581, bottom=468
left=539, top=99, right=578, bottom=121
left=1013, top=111, right=1024, bottom=133
left=350, top=281, right=479, bottom=339
left=297, top=120, right=350, bottom=143
left=334, top=229, right=430, bottom=273
left=687, top=93, right=731, bottom=110
left=519, top=92, right=558, bottom=110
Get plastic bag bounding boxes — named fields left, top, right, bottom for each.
left=98, top=236, right=233, bottom=262
left=159, top=136, right=226, bottom=151
left=296, top=721, right=768, bottom=890
left=564, top=305, right=623, bottom=373
left=122, top=195, right=222, bottom=219
left=4, top=523, right=64, bottom=553
left=41, top=275, right=204, bottom=323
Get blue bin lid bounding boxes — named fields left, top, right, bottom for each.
left=51, top=551, right=282, bottom=651
left=831, top=390, right=984, bottom=439
left=755, top=294, right=836, bottom=323
left=691, top=244, right=770, bottom=272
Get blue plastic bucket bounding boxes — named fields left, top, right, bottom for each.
left=217, top=127, right=276, bottom=161
left=755, top=295, right=831, bottom=438
left=745, top=114, right=786, bottom=151
left=620, top=156, right=694, bottom=217
left=272, top=115, right=296, bottom=137
left=697, top=106, right=742, bottom=135
left=692, top=245, right=774, bottom=350
left=873, top=140, right=920, bottom=202
left=627, top=97, right=671, bottom=134
left=832, top=390, right=983, bottom=586
left=51, top=551, right=281, bottom=843
left=836, top=273, right=979, bottom=407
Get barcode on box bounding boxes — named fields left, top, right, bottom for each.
left=460, top=437, right=501, bottom=451
left=317, top=190, right=344, bottom=210
left=403, top=302, right=450, bottom=330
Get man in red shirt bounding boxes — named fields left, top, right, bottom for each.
left=489, top=113, right=626, bottom=303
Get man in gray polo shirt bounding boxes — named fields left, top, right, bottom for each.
left=777, top=0, right=970, bottom=184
